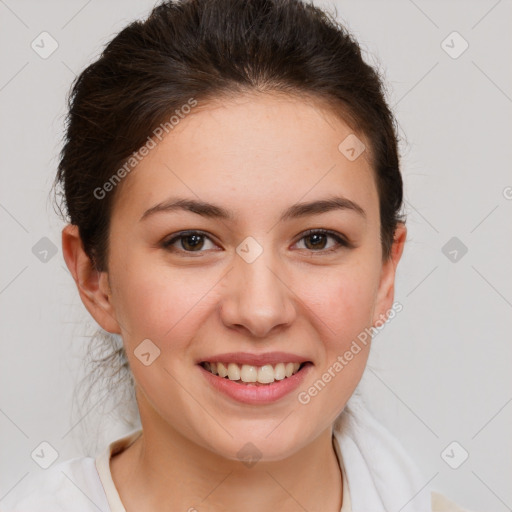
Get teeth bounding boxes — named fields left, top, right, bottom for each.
left=285, top=362, right=295, bottom=378
left=257, top=365, right=275, bottom=384
left=203, top=361, right=303, bottom=384
left=227, top=363, right=240, bottom=380
left=217, top=362, right=228, bottom=378
left=241, top=364, right=258, bottom=382
left=274, top=362, right=286, bottom=380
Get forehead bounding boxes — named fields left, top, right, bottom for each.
left=112, top=93, right=378, bottom=225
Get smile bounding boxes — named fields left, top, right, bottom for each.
left=200, top=361, right=305, bottom=385
left=198, top=356, right=313, bottom=404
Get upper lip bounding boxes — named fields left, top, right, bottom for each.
left=198, top=352, right=312, bottom=367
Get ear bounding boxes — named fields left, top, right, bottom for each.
left=62, top=224, right=121, bottom=334
left=372, top=222, right=407, bottom=326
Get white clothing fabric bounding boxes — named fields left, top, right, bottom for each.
left=334, top=393, right=429, bottom=511
left=0, top=394, right=470, bottom=512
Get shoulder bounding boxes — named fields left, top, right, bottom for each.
left=0, top=456, right=110, bottom=512
left=431, top=490, right=476, bottom=512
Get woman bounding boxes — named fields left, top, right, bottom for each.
left=1, top=0, right=472, bottom=510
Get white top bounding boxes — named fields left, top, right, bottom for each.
left=0, top=427, right=469, bottom=512
left=0, top=428, right=351, bottom=512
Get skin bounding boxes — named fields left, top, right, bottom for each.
left=62, top=92, right=406, bottom=512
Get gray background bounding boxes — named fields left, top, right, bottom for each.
left=1, top=0, right=511, bottom=510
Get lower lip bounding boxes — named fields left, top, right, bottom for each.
left=198, top=363, right=313, bottom=405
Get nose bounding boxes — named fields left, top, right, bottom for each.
left=219, top=250, right=297, bottom=338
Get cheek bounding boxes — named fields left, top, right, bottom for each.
left=292, top=269, right=377, bottom=417
left=298, top=264, right=379, bottom=345
left=289, top=275, right=375, bottom=430
left=112, top=259, right=218, bottom=348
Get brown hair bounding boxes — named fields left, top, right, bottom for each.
left=52, top=0, right=405, bottom=438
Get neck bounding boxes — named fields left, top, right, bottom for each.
left=111, top=411, right=343, bottom=511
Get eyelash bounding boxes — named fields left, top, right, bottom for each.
left=161, top=229, right=350, bottom=256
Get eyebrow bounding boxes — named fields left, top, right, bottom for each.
left=139, top=195, right=366, bottom=222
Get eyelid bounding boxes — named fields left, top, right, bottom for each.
left=295, top=228, right=349, bottom=244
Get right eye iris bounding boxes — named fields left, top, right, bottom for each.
left=180, top=234, right=204, bottom=251
left=303, top=233, right=328, bottom=250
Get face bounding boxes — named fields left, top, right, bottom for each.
left=66, top=92, right=405, bottom=462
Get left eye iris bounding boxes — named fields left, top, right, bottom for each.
left=297, top=231, right=344, bottom=252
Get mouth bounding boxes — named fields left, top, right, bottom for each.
left=197, top=351, right=314, bottom=404
left=199, top=361, right=312, bottom=386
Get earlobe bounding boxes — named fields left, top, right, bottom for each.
left=61, top=224, right=121, bottom=334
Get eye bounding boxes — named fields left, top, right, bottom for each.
left=294, top=229, right=350, bottom=254
left=161, top=228, right=350, bottom=256
left=161, top=230, right=218, bottom=254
